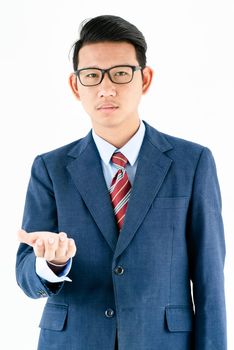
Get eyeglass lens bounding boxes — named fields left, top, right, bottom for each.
left=78, top=66, right=134, bottom=86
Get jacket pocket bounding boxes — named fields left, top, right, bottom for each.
left=153, top=196, right=189, bottom=209
left=39, top=303, right=68, bottom=331
left=165, top=305, right=194, bottom=332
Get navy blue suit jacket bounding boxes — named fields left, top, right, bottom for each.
left=16, top=121, right=226, bottom=350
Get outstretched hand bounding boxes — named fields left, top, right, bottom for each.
left=18, top=229, right=77, bottom=265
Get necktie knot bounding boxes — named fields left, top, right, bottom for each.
left=111, top=152, right=128, bottom=169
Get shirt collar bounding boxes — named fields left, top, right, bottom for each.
left=92, top=120, right=145, bottom=166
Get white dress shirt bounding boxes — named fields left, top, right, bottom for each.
left=36, top=120, right=145, bottom=282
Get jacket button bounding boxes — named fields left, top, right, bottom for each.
left=114, top=266, right=124, bottom=275
left=105, top=308, right=115, bottom=318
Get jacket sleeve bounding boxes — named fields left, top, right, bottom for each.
left=16, top=155, right=64, bottom=298
left=188, top=147, right=227, bottom=349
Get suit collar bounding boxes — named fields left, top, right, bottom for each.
left=67, top=120, right=173, bottom=159
left=67, top=121, right=173, bottom=256
left=67, top=130, right=93, bottom=159
left=143, top=120, right=173, bottom=153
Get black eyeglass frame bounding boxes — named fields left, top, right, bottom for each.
left=74, top=65, right=142, bottom=86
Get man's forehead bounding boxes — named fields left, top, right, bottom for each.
left=77, top=41, right=138, bottom=67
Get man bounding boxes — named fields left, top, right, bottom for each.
left=16, top=15, right=226, bottom=350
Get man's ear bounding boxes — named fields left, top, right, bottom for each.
left=69, top=73, right=80, bottom=100
left=142, top=66, right=153, bottom=94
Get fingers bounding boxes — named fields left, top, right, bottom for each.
left=18, top=229, right=77, bottom=264
left=18, top=229, right=38, bottom=246
left=18, top=229, right=27, bottom=242
left=34, top=239, right=45, bottom=257
left=44, top=236, right=58, bottom=261
left=67, top=238, right=77, bottom=258
left=47, top=235, right=77, bottom=265
left=55, top=232, right=68, bottom=258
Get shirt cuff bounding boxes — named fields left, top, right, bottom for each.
left=36, top=257, right=72, bottom=283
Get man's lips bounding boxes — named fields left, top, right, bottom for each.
left=96, top=103, right=119, bottom=110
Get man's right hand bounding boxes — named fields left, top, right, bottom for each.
left=18, top=229, right=77, bottom=265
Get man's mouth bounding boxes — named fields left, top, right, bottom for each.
left=97, top=103, right=118, bottom=109
left=96, top=103, right=119, bottom=113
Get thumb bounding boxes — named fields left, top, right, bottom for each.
left=17, top=229, right=38, bottom=246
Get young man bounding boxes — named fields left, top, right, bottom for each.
left=16, top=15, right=227, bottom=350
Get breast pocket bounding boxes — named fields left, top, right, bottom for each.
left=39, top=303, right=68, bottom=331
left=153, top=196, right=190, bottom=209
left=149, top=196, right=190, bottom=230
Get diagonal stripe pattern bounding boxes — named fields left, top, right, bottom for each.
left=109, top=152, right=132, bottom=231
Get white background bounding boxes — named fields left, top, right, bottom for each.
left=0, top=0, right=233, bottom=349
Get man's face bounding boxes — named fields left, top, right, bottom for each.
left=69, top=41, right=152, bottom=131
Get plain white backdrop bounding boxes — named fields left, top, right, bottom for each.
left=0, top=0, right=233, bottom=349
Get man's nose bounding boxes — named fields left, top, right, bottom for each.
left=97, top=73, right=116, bottom=98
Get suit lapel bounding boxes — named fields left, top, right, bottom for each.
left=66, top=122, right=173, bottom=257
left=67, top=132, right=118, bottom=252
left=114, top=122, right=173, bottom=259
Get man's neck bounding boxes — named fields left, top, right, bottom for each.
left=93, top=119, right=141, bottom=149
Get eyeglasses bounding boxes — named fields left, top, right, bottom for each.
left=74, top=65, right=142, bottom=86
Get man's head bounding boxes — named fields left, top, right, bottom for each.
left=69, top=15, right=153, bottom=137
left=71, top=15, right=147, bottom=71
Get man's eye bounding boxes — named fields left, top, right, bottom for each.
left=115, top=71, right=128, bottom=76
left=86, top=73, right=98, bottom=78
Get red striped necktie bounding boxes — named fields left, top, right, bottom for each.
left=109, top=152, right=132, bottom=231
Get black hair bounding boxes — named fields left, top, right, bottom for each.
left=71, top=15, right=147, bottom=71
